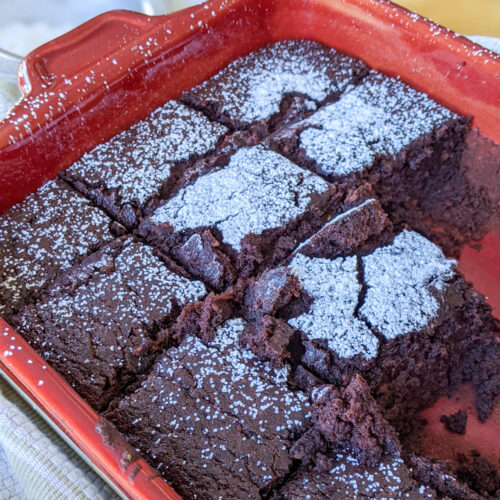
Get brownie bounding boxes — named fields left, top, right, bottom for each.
left=13, top=236, right=206, bottom=411
left=304, top=375, right=401, bottom=467
left=275, top=451, right=438, bottom=499
left=61, top=100, right=228, bottom=228
left=0, top=178, right=118, bottom=323
left=456, top=450, right=500, bottom=498
left=438, top=128, right=500, bottom=253
left=182, top=40, right=368, bottom=133
left=139, top=145, right=347, bottom=280
left=269, top=70, right=483, bottom=255
left=440, top=409, right=468, bottom=435
left=244, top=198, right=499, bottom=427
left=105, top=318, right=311, bottom=499
left=1, top=39, right=498, bottom=499
left=409, top=455, right=492, bottom=500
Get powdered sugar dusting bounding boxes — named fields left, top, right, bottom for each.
left=67, top=101, right=227, bottom=205
left=281, top=452, right=436, bottom=498
left=0, top=179, right=115, bottom=318
left=188, top=40, right=365, bottom=124
left=14, top=237, right=206, bottom=405
left=281, top=71, right=456, bottom=176
left=159, top=318, right=308, bottom=431
left=288, top=254, right=378, bottom=360
left=361, top=230, right=456, bottom=339
left=17, top=237, right=206, bottom=337
left=114, top=318, right=310, bottom=494
left=151, top=146, right=330, bottom=250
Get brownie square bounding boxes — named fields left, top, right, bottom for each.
left=105, top=317, right=310, bottom=499
left=13, top=236, right=206, bottom=411
left=0, top=178, right=118, bottom=323
left=275, top=452, right=438, bottom=499
left=270, top=70, right=465, bottom=182
left=182, top=40, right=368, bottom=132
left=270, top=71, right=477, bottom=254
left=246, top=199, right=499, bottom=425
left=140, top=145, right=348, bottom=281
left=61, top=100, right=228, bottom=228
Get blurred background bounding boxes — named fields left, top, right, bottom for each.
left=0, top=0, right=499, bottom=116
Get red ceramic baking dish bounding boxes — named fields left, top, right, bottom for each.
left=0, top=0, right=499, bottom=498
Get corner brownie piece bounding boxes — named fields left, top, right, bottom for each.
left=105, top=318, right=310, bottom=499
left=139, top=145, right=345, bottom=281
left=270, top=70, right=478, bottom=254
left=13, top=236, right=206, bottom=411
left=275, top=451, right=438, bottom=499
left=247, top=198, right=499, bottom=424
left=182, top=40, right=368, bottom=132
left=61, top=101, right=228, bottom=228
left=0, top=178, right=118, bottom=323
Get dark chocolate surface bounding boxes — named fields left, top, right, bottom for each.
left=276, top=451, right=438, bottom=499
left=270, top=70, right=460, bottom=181
left=255, top=198, right=498, bottom=430
left=139, top=145, right=345, bottom=279
left=13, top=236, right=206, bottom=411
left=0, top=178, right=118, bottom=322
left=61, top=100, right=228, bottom=228
left=269, top=70, right=483, bottom=256
left=182, top=40, right=368, bottom=131
left=105, top=318, right=310, bottom=499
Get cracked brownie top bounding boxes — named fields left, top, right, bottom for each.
left=182, top=40, right=368, bottom=129
left=140, top=145, right=345, bottom=279
left=281, top=224, right=457, bottom=363
left=270, top=71, right=458, bottom=180
left=62, top=100, right=228, bottom=227
left=149, top=146, right=330, bottom=251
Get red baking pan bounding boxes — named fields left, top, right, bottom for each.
left=0, top=0, right=499, bottom=498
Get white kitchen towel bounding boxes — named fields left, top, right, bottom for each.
left=0, top=376, right=118, bottom=500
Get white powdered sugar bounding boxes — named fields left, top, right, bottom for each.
left=159, top=318, right=309, bottom=430
left=360, top=230, right=456, bottom=340
left=122, top=318, right=310, bottom=493
left=285, top=71, right=455, bottom=176
left=16, top=237, right=206, bottom=372
left=242, top=71, right=327, bottom=123
left=298, top=97, right=390, bottom=175
left=284, top=453, right=435, bottom=498
left=151, top=146, right=330, bottom=251
left=288, top=254, right=378, bottom=360
left=189, top=40, right=363, bottom=123
left=0, top=180, right=115, bottom=316
left=286, top=229, right=456, bottom=360
left=67, top=100, right=227, bottom=205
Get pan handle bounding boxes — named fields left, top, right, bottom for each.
left=18, top=10, right=166, bottom=96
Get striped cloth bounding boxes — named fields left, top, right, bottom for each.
left=0, top=376, right=118, bottom=500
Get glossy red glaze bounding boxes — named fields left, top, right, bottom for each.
left=0, top=0, right=498, bottom=498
